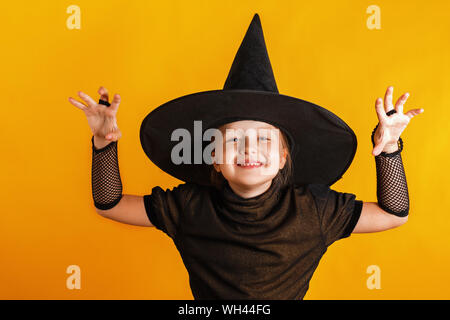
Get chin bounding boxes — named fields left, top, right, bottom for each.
left=227, top=176, right=274, bottom=187
left=220, top=166, right=278, bottom=187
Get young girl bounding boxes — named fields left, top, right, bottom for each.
left=68, top=13, right=423, bottom=299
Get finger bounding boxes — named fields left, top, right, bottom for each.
left=375, top=98, right=388, bottom=123
left=110, top=94, right=121, bottom=111
left=68, top=97, right=88, bottom=111
left=78, top=91, right=97, bottom=108
left=98, top=86, right=109, bottom=103
left=405, top=108, right=424, bottom=120
left=395, top=92, right=409, bottom=114
left=384, top=86, right=395, bottom=112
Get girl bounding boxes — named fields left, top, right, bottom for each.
left=68, top=13, right=423, bottom=299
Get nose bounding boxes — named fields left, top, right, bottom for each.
left=238, top=135, right=257, bottom=156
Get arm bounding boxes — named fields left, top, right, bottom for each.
left=353, top=202, right=407, bottom=233
left=353, top=139, right=408, bottom=233
left=92, top=136, right=154, bottom=227
left=96, top=194, right=153, bottom=227
left=352, top=87, right=423, bottom=233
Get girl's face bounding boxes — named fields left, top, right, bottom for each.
left=212, top=120, right=287, bottom=190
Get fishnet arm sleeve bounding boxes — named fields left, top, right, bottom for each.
left=91, top=136, right=123, bottom=210
left=371, top=123, right=410, bottom=217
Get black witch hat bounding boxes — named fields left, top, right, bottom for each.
left=140, top=13, right=357, bottom=187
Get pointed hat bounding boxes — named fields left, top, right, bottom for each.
left=140, top=13, right=357, bottom=187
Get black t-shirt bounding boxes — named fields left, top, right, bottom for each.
left=143, top=180, right=363, bottom=300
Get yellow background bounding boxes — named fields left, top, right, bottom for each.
left=1, top=0, right=448, bottom=299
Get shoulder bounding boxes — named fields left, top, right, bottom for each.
left=147, top=181, right=204, bottom=204
left=151, top=181, right=201, bottom=193
left=169, top=181, right=215, bottom=201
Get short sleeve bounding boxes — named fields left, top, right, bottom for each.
left=143, top=182, right=195, bottom=240
left=308, top=183, right=363, bottom=247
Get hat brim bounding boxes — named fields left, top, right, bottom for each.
left=140, top=89, right=357, bottom=187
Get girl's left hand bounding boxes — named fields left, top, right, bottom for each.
left=372, top=86, right=424, bottom=156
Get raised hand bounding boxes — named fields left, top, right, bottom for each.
left=68, top=86, right=122, bottom=142
left=372, top=86, right=424, bottom=156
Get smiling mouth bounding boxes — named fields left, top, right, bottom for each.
left=236, top=161, right=263, bottom=168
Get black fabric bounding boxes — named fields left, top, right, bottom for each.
left=371, top=122, right=409, bottom=217
left=308, top=184, right=363, bottom=246
left=91, top=136, right=123, bottom=210
left=143, top=180, right=362, bottom=299
left=223, top=13, right=278, bottom=93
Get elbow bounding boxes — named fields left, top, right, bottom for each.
left=94, top=204, right=115, bottom=217
left=93, top=196, right=123, bottom=216
left=392, top=213, right=409, bottom=228
left=378, top=203, right=409, bottom=228
left=95, top=207, right=110, bottom=218
left=95, top=207, right=106, bottom=216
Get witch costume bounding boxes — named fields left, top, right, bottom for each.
left=90, top=13, right=409, bottom=299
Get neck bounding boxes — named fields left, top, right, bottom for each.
left=227, top=180, right=273, bottom=199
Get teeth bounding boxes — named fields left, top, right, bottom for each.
left=239, top=162, right=261, bottom=166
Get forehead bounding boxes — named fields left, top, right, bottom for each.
left=219, top=120, right=276, bottom=130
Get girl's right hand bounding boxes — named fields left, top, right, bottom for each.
left=68, top=86, right=122, bottom=142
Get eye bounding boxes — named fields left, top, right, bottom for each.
left=259, top=136, right=270, bottom=141
left=227, top=137, right=239, bottom=142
